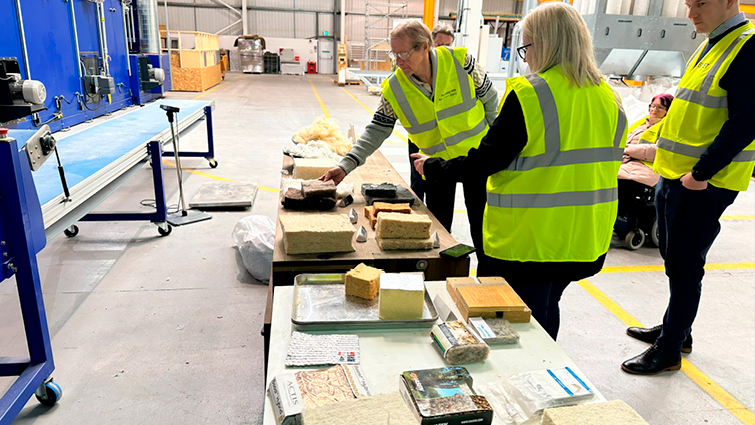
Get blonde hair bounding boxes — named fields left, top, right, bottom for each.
left=432, top=22, right=455, bottom=41
left=521, top=3, right=603, bottom=87
left=391, top=20, right=432, bottom=50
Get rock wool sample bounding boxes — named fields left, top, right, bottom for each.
left=302, top=392, right=416, bottom=425
left=280, top=214, right=355, bottom=255
left=292, top=158, right=335, bottom=180
left=377, top=238, right=434, bottom=251
left=301, top=180, right=337, bottom=199
left=375, top=213, right=432, bottom=239
left=541, top=400, right=649, bottom=425
left=378, top=273, right=425, bottom=320
left=345, top=263, right=382, bottom=300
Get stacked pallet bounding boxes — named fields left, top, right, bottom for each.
left=166, top=31, right=222, bottom=92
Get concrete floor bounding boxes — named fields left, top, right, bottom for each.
left=1, top=73, right=753, bottom=424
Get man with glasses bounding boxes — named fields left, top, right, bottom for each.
left=321, top=20, right=498, bottom=276
left=621, top=0, right=755, bottom=375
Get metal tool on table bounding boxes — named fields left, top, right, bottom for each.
left=160, top=104, right=211, bottom=226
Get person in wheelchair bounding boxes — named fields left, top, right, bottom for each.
left=616, top=93, right=674, bottom=249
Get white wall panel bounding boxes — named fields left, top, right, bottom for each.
left=252, top=0, right=295, bottom=7
left=194, top=7, right=238, bottom=33
left=159, top=6, right=198, bottom=31
left=295, top=12, right=318, bottom=38
left=296, top=0, right=336, bottom=12
left=249, top=10, right=295, bottom=37
left=318, top=13, right=335, bottom=35
left=192, top=0, right=243, bottom=7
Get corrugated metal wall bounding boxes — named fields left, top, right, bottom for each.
left=158, top=0, right=518, bottom=38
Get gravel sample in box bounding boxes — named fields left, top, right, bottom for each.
left=468, top=317, right=519, bottom=345
left=399, top=366, right=493, bottom=425
left=279, top=214, right=355, bottom=255
left=431, top=321, right=490, bottom=364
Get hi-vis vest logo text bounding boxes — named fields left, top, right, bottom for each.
left=438, top=88, right=458, bottom=101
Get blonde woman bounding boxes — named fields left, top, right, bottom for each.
left=321, top=20, right=499, bottom=276
left=413, top=3, right=627, bottom=340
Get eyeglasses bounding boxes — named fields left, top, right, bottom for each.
left=388, top=46, right=416, bottom=61
left=649, top=104, right=668, bottom=111
left=517, top=43, right=532, bottom=60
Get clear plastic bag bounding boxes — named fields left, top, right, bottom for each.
left=479, top=368, right=596, bottom=424
left=232, top=215, right=275, bottom=281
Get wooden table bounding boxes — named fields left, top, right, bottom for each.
left=262, top=151, right=471, bottom=374
left=262, top=282, right=606, bottom=425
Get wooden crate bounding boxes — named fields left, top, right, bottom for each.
left=166, top=31, right=222, bottom=92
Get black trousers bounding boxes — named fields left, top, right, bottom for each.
left=423, top=175, right=493, bottom=277
left=655, top=177, right=738, bottom=353
left=507, top=279, right=571, bottom=340
left=408, top=140, right=425, bottom=202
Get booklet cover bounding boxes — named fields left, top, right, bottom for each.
left=399, top=366, right=493, bottom=425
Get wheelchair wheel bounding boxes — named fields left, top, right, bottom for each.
left=625, top=229, right=645, bottom=250
left=649, top=218, right=660, bottom=247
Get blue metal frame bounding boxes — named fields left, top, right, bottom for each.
left=0, top=137, right=56, bottom=425
left=164, top=106, right=216, bottom=160
left=78, top=141, right=168, bottom=224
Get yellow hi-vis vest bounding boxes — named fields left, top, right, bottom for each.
left=654, top=22, right=755, bottom=191
left=484, top=66, right=627, bottom=262
left=381, top=47, right=488, bottom=160
left=628, top=116, right=663, bottom=168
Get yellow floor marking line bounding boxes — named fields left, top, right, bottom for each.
left=578, top=279, right=755, bottom=424
left=308, top=78, right=330, bottom=118
left=721, top=215, right=755, bottom=220
left=192, top=75, right=242, bottom=100
left=600, top=262, right=755, bottom=274
left=339, top=86, right=408, bottom=144
left=161, top=160, right=279, bottom=192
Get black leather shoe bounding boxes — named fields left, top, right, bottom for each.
left=621, top=344, right=682, bottom=375
left=626, top=325, right=693, bottom=353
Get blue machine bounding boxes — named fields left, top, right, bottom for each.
left=1, top=0, right=171, bottom=131
left=0, top=126, right=63, bottom=424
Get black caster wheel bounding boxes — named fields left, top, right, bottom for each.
left=64, top=225, right=79, bottom=238
left=208, top=158, right=218, bottom=168
left=158, top=224, right=172, bottom=236
left=649, top=218, right=660, bottom=247
left=35, top=379, right=62, bottom=407
left=624, top=229, right=645, bottom=250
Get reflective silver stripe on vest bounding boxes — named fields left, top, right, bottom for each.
left=487, top=187, right=618, bottom=209
left=444, top=117, right=488, bottom=147
left=420, top=142, right=447, bottom=155
left=436, top=52, right=478, bottom=120
left=658, top=136, right=755, bottom=162
left=388, top=75, right=438, bottom=134
left=678, top=29, right=754, bottom=109
left=506, top=75, right=625, bottom=172
left=675, top=87, right=728, bottom=108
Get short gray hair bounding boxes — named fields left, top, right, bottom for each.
left=391, top=20, right=432, bottom=49
left=432, top=22, right=455, bottom=41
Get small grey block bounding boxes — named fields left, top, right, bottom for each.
left=349, top=208, right=358, bottom=224
left=469, top=317, right=519, bottom=344
left=432, top=231, right=440, bottom=248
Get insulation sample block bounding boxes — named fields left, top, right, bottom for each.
left=361, top=182, right=397, bottom=198
left=281, top=188, right=336, bottom=211
left=292, top=158, right=334, bottom=180
left=375, top=212, right=432, bottom=239
left=372, top=202, right=412, bottom=215
left=364, top=186, right=416, bottom=206
left=468, top=317, right=519, bottom=344
left=378, top=273, right=425, bottom=320
left=345, top=263, right=383, bottom=300
left=301, top=179, right=337, bottom=199
left=377, top=237, right=434, bottom=251
left=541, top=400, right=649, bottom=425
left=302, top=392, right=416, bottom=425
left=431, top=321, right=490, bottom=364
left=279, top=214, right=355, bottom=255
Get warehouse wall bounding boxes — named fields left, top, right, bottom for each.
left=157, top=0, right=520, bottom=41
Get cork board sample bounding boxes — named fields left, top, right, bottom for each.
left=446, top=277, right=531, bottom=322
